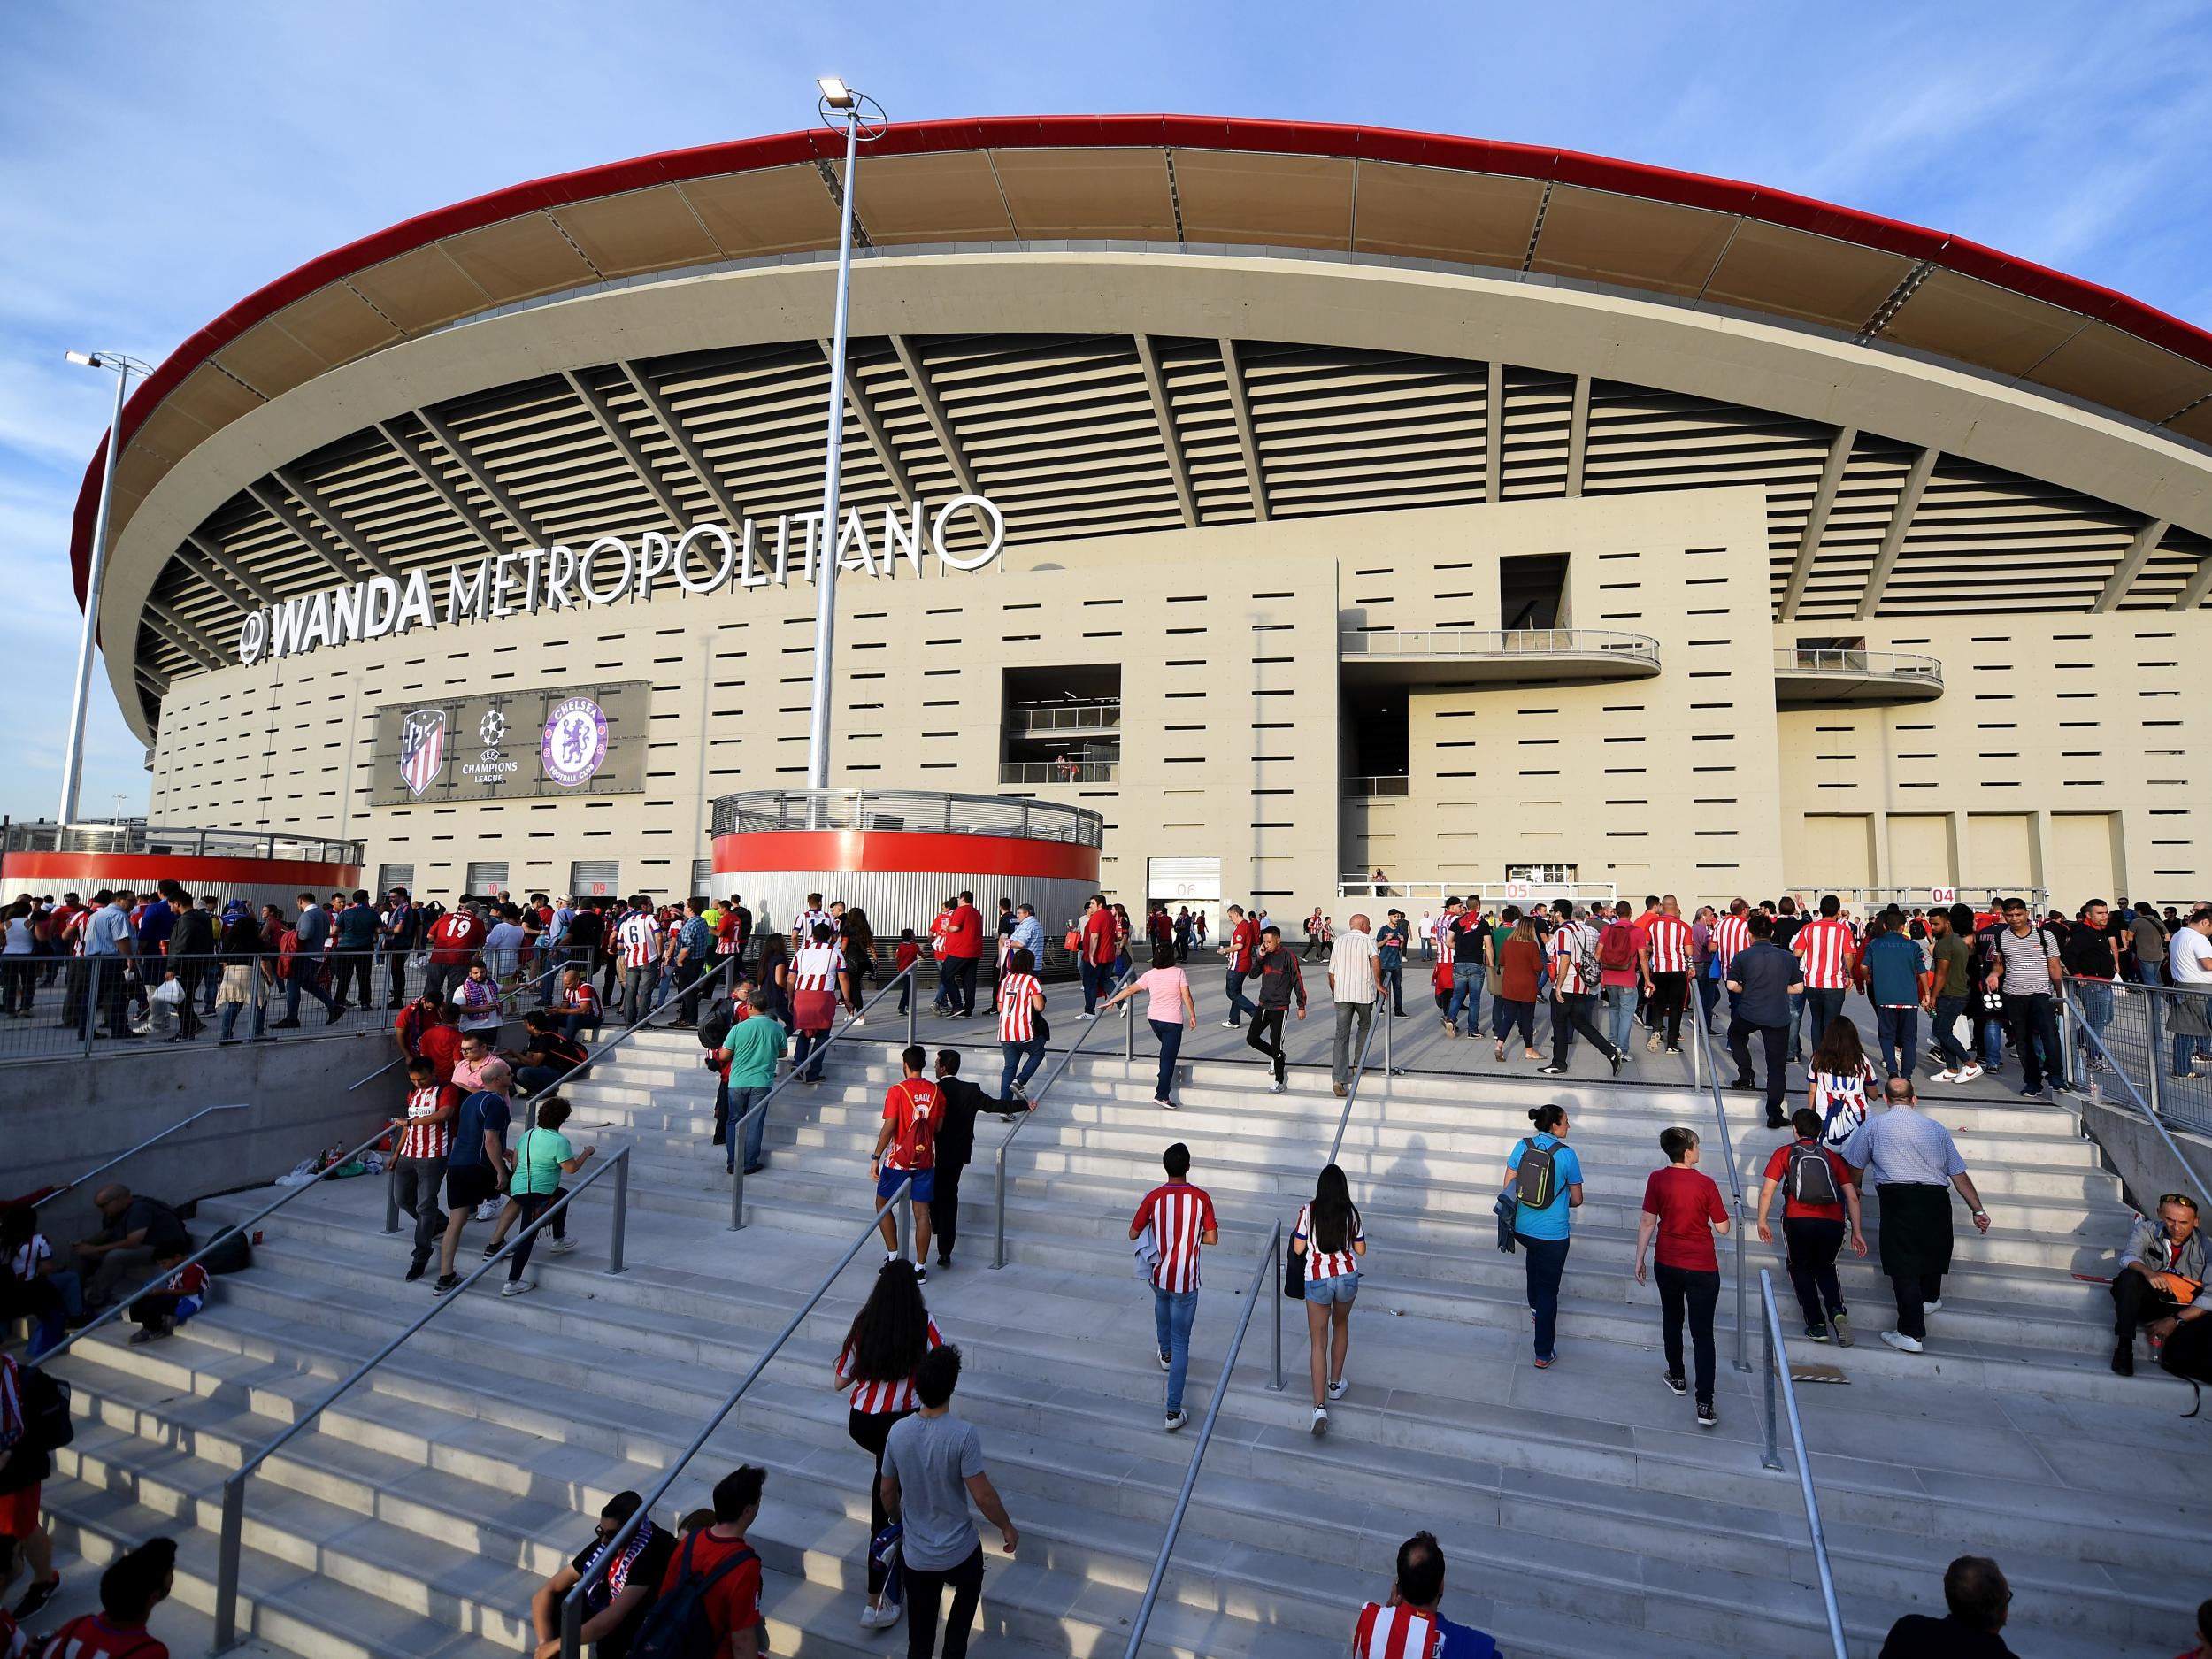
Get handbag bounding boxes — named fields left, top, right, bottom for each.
left=1063, top=927, right=1083, bottom=953
left=1283, top=1203, right=1309, bottom=1301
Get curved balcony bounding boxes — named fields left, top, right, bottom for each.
left=1773, top=648, right=1945, bottom=708
left=1340, top=627, right=1662, bottom=687
left=711, top=787, right=1105, bottom=849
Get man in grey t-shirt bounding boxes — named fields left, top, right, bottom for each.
left=881, top=1345, right=1017, bottom=1658
left=1987, top=898, right=2064, bottom=1098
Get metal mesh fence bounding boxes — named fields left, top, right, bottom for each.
left=2070, top=978, right=2212, bottom=1135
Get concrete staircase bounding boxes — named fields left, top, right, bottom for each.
left=28, top=1025, right=2209, bottom=1659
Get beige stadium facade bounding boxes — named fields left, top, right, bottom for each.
left=74, top=116, right=2212, bottom=924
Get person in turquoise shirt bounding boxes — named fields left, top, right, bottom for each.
left=1504, top=1103, right=1585, bottom=1367
left=498, top=1097, right=593, bottom=1296
left=719, top=987, right=789, bottom=1176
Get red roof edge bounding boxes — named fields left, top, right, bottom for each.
left=73, top=111, right=2212, bottom=608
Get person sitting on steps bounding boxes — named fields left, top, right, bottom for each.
left=2111, top=1190, right=2204, bottom=1376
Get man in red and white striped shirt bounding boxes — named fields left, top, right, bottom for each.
left=612, top=898, right=661, bottom=1018
left=390, top=1056, right=459, bottom=1281
left=871, top=1046, right=942, bottom=1275
left=1643, top=895, right=1696, bottom=1056
left=1352, top=1531, right=1497, bottom=1658
left=1792, top=893, right=1858, bottom=1054
left=1128, top=1142, right=1218, bottom=1432
left=996, top=947, right=1048, bottom=1100
left=1711, top=899, right=1753, bottom=979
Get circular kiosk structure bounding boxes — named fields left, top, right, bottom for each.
left=0, top=821, right=365, bottom=910
left=709, top=789, right=1102, bottom=941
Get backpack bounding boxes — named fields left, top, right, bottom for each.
left=1512, top=1137, right=1558, bottom=1210
left=1597, top=921, right=1637, bottom=971
left=20, top=1364, right=73, bottom=1451
left=202, top=1227, right=253, bottom=1275
left=697, top=1005, right=736, bottom=1053
left=628, top=1530, right=759, bottom=1659
left=1784, top=1141, right=1840, bottom=1208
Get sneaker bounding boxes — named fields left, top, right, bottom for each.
left=500, top=1279, right=534, bottom=1297
left=1155, top=1098, right=1178, bottom=1110
left=1609, top=1051, right=1627, bottom=1077
left=1955, top=1064, right=1984, bottom=1082
left=1076, top=1012, right=1095, bottom=1022
left=851, top=1015, right=865, bottom=1026
left=127, top=1325, right=165, bottom=1345
left=548, top=1237, right=579, bottom=1256
left=403, top=1256, right=428, bottom=1283
left=481, top=1240, right=505, bottom=1259
left=432, top=1274, right=461, bottom=1296
left=1333, top=1084, right=1348, bottom=1098
left=1159, top=1351, right=1173, bottom=1371
left=1310, top=1409, right=1329, bottom=1437
left=1441, top=1018, right=1455, bottom=1037
left=1832, top=1311, right=1854, bottom=1348
left=1661, top=1369, right=1686, bottom=1396
left=1268, top=1079, right=1286, bottom=1094
left=1647, top=1032, right=1662, bottom=1053
left=1807, top=1322, right=1831, bottom=1343
left=859, top=1599, right=902, bottom=1631
left=474, top=1199, right=502, bottom=1222
left=1537, top=1064, right=1567, bottom=1076
left=1932, top=1068, right=1960, bottom=1084
left=1878, top=1329, right=1924, bottom=1354
left=913, top=1267, right=927, bottom=1285
left=2112, top=1339, right=2135, bottom=1377
left=1533, top=1352, right=1556, bottom=1370
left=12, top=1578, right=60, bottom=1621
left=1010, top=1082, right=1028, bottom=1102
left=1922, top=1298, right=1942, bottom=1314
left=1664, top=1044, right=1683, bottom=1056
left=1326, top=1377, right=1347, bottom=1402
left=1696, top=1401, right=1717, bottom=1429
left=1164, top=1409, right=1188, bottom=1432
left=1220, top=1019, right=1240, bottom=1029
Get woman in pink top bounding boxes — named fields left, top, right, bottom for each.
left=1103, top=942, right=1198, bottom=1109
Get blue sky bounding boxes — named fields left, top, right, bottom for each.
left=4, top=0, right=2208, bottom=824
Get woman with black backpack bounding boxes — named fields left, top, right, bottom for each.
left=1503, top=1104, right=1584, bottom=1369
left=1757, top=1107, right=1868, bottom=1345
left=1291, top=1163, right=1367, bottom=1437
left=833, top=1260, right=943, bottom=1632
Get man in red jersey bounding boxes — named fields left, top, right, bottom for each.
left=870, top=1044, right=943, bottom=1277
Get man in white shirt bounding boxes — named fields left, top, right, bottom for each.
left=2167, top=906, right=2212, bottom=1076
left=613, top=900, right=662, bottom=1018
left=1326, top=913, right=1384, bottom=1100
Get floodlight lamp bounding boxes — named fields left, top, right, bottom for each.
left=818, top=76, right=854, bottom=109
left=65, top=349, right=99, bottom=367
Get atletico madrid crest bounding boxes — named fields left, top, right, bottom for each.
left=399, top=709, right=447, bottom=798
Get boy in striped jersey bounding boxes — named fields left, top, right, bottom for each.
left=1129, top=1142, right=1218, bottom=1432
left=391, top=1056, right=458, bottom=1280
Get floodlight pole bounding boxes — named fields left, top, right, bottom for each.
left=60, top=353, right=143, bottom=826
left=804, top=90, right=867, bottom=798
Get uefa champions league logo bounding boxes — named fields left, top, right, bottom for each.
left=541, top=696, right=611, bottom=787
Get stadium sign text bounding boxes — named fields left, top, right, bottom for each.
left=235, top=495, right=1004, bottom=666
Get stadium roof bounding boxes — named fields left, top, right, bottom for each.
left=72, top=113, right=2212, bottom=603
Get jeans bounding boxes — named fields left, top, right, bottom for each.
left=1550, top=992, right=1615, bottom=1069
left=1803, top=987, right=1847, bottom=1050
left=421, top=960, right=464, bottom=1006
left=513, top=1063, right=573, bottom=1096
left=218, top=992, right=268, bottom=1041
left=329, top=949, right=373, bottom=1010
left=2002, top=990, right=2064, bottom=1091
left=387, top=949, right=409, bottom=1007
left=1931, top=995, right=1970, bottom=1069
left=284, top=968, right=338, bottom=1024
left=1001, top=1035, right=1045, bottom=1096
left=1154, top=1286, right=1199, bottom=1414
left=1492, top=997, right=1535, bottom=1048
left=1695, top=972, right=1721, bottom=1031
left=200, top=961, right=219, bottom=1013
left=1786, top=989, right=1807, bottom=1061
left=1247, top=1007, right=1289, bottom=1085
left=1149, top=1017, right=1186, bottom=1102
left=848, top=1405, right=915, bottom=1596
left=1331, top=999, right=1374, bottom=1087
left=727, top=1083, right=772, bottom=1173
left=392, top=1156, right=449, bottom=1266
left=1517, top=1233, right=1570, bottom=1359
left=1447, top=962, right=1485, bottom=1033
left=934, top=956, right=957, bottom=1012
left=1649, top=970, right=1687, bottom=1048
left=1655, top=1263, right=1720, bottom=1405
left=1874, top=1004, right=1919, bottom=1079
left=1222, top=966, right=1258, bottom=1026
left=948, top=956, right=979, bottom=1018
left=622, top=964, right=657, bottom=1019
left=505, top=1189, right=562, bottom=1280
left=902, top=1542, right=986, bottom=1659
left=1782, top=1217, right=1847, bottom=1328
left=793, top=1026, right=827, bottom=1083
left=1604, top=985, right=1636, bottom=1055
left=672, top=956, right=703, bottom=1024
left=1079, top=957, right=1110, bottom=1015
left=1381, top=963, right=1404, bottom=1016
left=2073, top=979, right=2114, bottom=1064
left=1728, top=1017, right=1790, bottom=1120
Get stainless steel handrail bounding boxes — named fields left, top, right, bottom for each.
left=1759, top=1270, right=1850, bottom=1659
left=1340, top=626, right=1661, bottom=660
left=557, top=1179, right=918, bottom=1658
left=990, top=966, right=1139, bottom=1269
left=29, top=1102, right=248, bottom=1208
left=349, top=955, right=570, bottom=1094
left=1327, top=1001, right=1388, bottom=1165
left=1688, top=1005, right=1753, bottom=1372
left=2062, top=982, right=2212, bottom=1197
left=729, top=962, right=920, bottom=1227
left=1118, top=1221, right=1284, bottom=1659
left=213, top=1143, right=634, bottom=1650
left=1775, top=646, right=1943, bottom=684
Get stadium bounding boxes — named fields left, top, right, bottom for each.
left=71, top=114, right=2212, bottom=922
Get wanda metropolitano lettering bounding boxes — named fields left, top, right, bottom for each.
left=235, top=494, right=1006, bottom=665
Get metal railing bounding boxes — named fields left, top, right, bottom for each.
left=1774, top=646, right=1944, bottom=687
left=1340, top=626, right=1661, bottom=664
left=1687, top=1006, right=1753, bottom=1373
left=213, top=1144, right=634, bottom=1650
left=990, top=966, right=1139, bottom=1268
left=28, top=1102, right=248, bottom=1208
left=1331, top=878, right=1621, bottom=906
left=1118, top=1222, right=1285, bottom=1659
left=1758, top=1270, right=1850, bottom=1659
left=1018, top=703, right=1120, bottom=734
left=712, top=787, right=1106, bottom=848
left=24, top=1114, right=403, bottom=1374
left=1788, top=886, right=2048, bottom=917
left=0, top=820, right=365, bottom=864
left=557, top=1180, right=917, bottom=1658
left=729, top=962, right=919, bottom=1227
left=2061, top=982, right=2212, bottom=1194
left=998, top=760, right=1118, bottom=785
left=1345, top=775, right=1409, bottom=798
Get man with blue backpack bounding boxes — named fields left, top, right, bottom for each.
left=630, top=1464, right=765, bottom=1658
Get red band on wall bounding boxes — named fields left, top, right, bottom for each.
left=1, top=854, right=363, bottom=887
left=711, top=831, right=1098, bottom=884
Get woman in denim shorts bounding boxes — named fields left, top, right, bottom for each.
left=1294, top=1162, right=1367, bottom=1436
